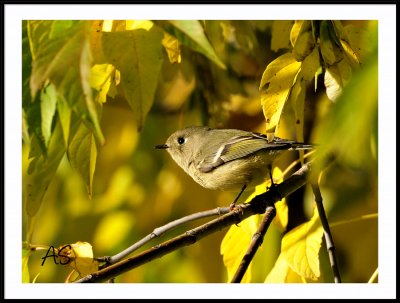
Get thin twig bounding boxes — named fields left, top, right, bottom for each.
left=107, top=207, right=230, bottom=265
left=311, top=181, right=342, bottom=283
left=231, top=204, right=276, bottom=283
left=75, top=162, right=312, bottom=283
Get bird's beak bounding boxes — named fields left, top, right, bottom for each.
left=155, top=144, right=169, bottom=149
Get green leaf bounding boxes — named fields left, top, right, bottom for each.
left=313, top=48, right=377, bottom=168
left=24, top=93, right=46, bottom=156
left=271, top=20, right=293, bottom=52
left=40, top=84, right=57, bottom=147
left=102, top=27, right=164, bottom=131
left=167, top=20, right=226, bottom=69
left=57, top=96, right=72, bottom=146
left=25, top=121, right=66, bottom=217
left=281, top=208, right=323, bottom=280
left=67, top=123, right=98, bottom=197
left=22, top=242, right=32, bottom=283
left=22, top=21, right=32, bottom=107
left=260, top=54, right=301, bottom=131
left=28, top=20, right=105, bottom=144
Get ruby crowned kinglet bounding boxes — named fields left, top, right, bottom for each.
left=156, top=126, right=313, bottom=207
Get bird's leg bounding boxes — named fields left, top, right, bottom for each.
left=268, top=164, right=275, bottom=187
left=267, top=164, right=282, bottom=201
left=229, top=184, right=247, bottom=211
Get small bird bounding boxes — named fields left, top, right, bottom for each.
left=156, top=126, right=313, bottom=209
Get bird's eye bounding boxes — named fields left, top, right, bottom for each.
left=177, top=137, right=185, bottom=145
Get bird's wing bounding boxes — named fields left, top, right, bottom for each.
left=197, top=134, right=291, bottom=173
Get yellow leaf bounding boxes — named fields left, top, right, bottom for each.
left=341, top=25, right=369, bottom=64
left=292, top=21, right=314, bottom=61
left=269, top=167, right=288, bottom=231
left=89, top=20, right=107, bottom=64
left=324, top=59, right=352, bottom=102
left=289, top=78, right=306, bottom=153
left=299, top=46, right=320, bottom=81
left=102, top=20, right=113, bottom=32
left=271, top=20, right=293, bottom=52
left=162, top=31, right=181, bottom=64
left=319, top=21, right=343, bottom=66
left=281, top=208, right=323, bottom=280
left=265, top=253, right=304, bottom=283
left=261, top=60, right=301, bottom=131
left=125, top=20, right=154, bottom=31
left=220, top=181, right=269, bottom=283
left=220, top=215, right=260, bottom=283
left=60, top=242, right=98, bottom=278
left=290, top=21, right=303, bottom=47
left=259, top=53, right=297, bottom=90
left=220, top=167, right=288, bottom=283
left=90, top=64, right=115, bottom=103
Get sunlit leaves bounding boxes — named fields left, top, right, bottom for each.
left=259, top=53, right=297, bottom=90
left=265, top=253, right=303, bottom=283
left=102, top=27, right=164, bottom=131
left=260, top=53, right=301, bottom=131
left=166, top=20, right=226, bottom=69
left=291, top=21, right=315, bottom=61
left=221, top=168, right=287, bottom=282
left=324, top=59, right=352, bottom=101
left=281, top=208, right=323, bottom=280
left=221, top=215, right=259, bottom=283
left=90, top=64, right=115, bottom=103
left=162, top=31, right=181, bottom=64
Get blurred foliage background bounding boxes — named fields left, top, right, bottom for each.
left=22, top=20, right=378, bottom=283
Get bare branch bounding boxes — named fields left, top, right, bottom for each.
left=107, top=207, right=230, bottom=264
left=311, top=181, right=342, bottom=283
left=230, top=204, right=276, bottom=283
left=75, top=162, right=312, bottom=283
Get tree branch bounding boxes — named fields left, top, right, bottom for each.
left=107, top=207, right=230, bottom=265
left=311, top=181, right=342, bottom=283
left=230, top=204, right=276, bottom=283
left=75, top=162, right=312, bottom=283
